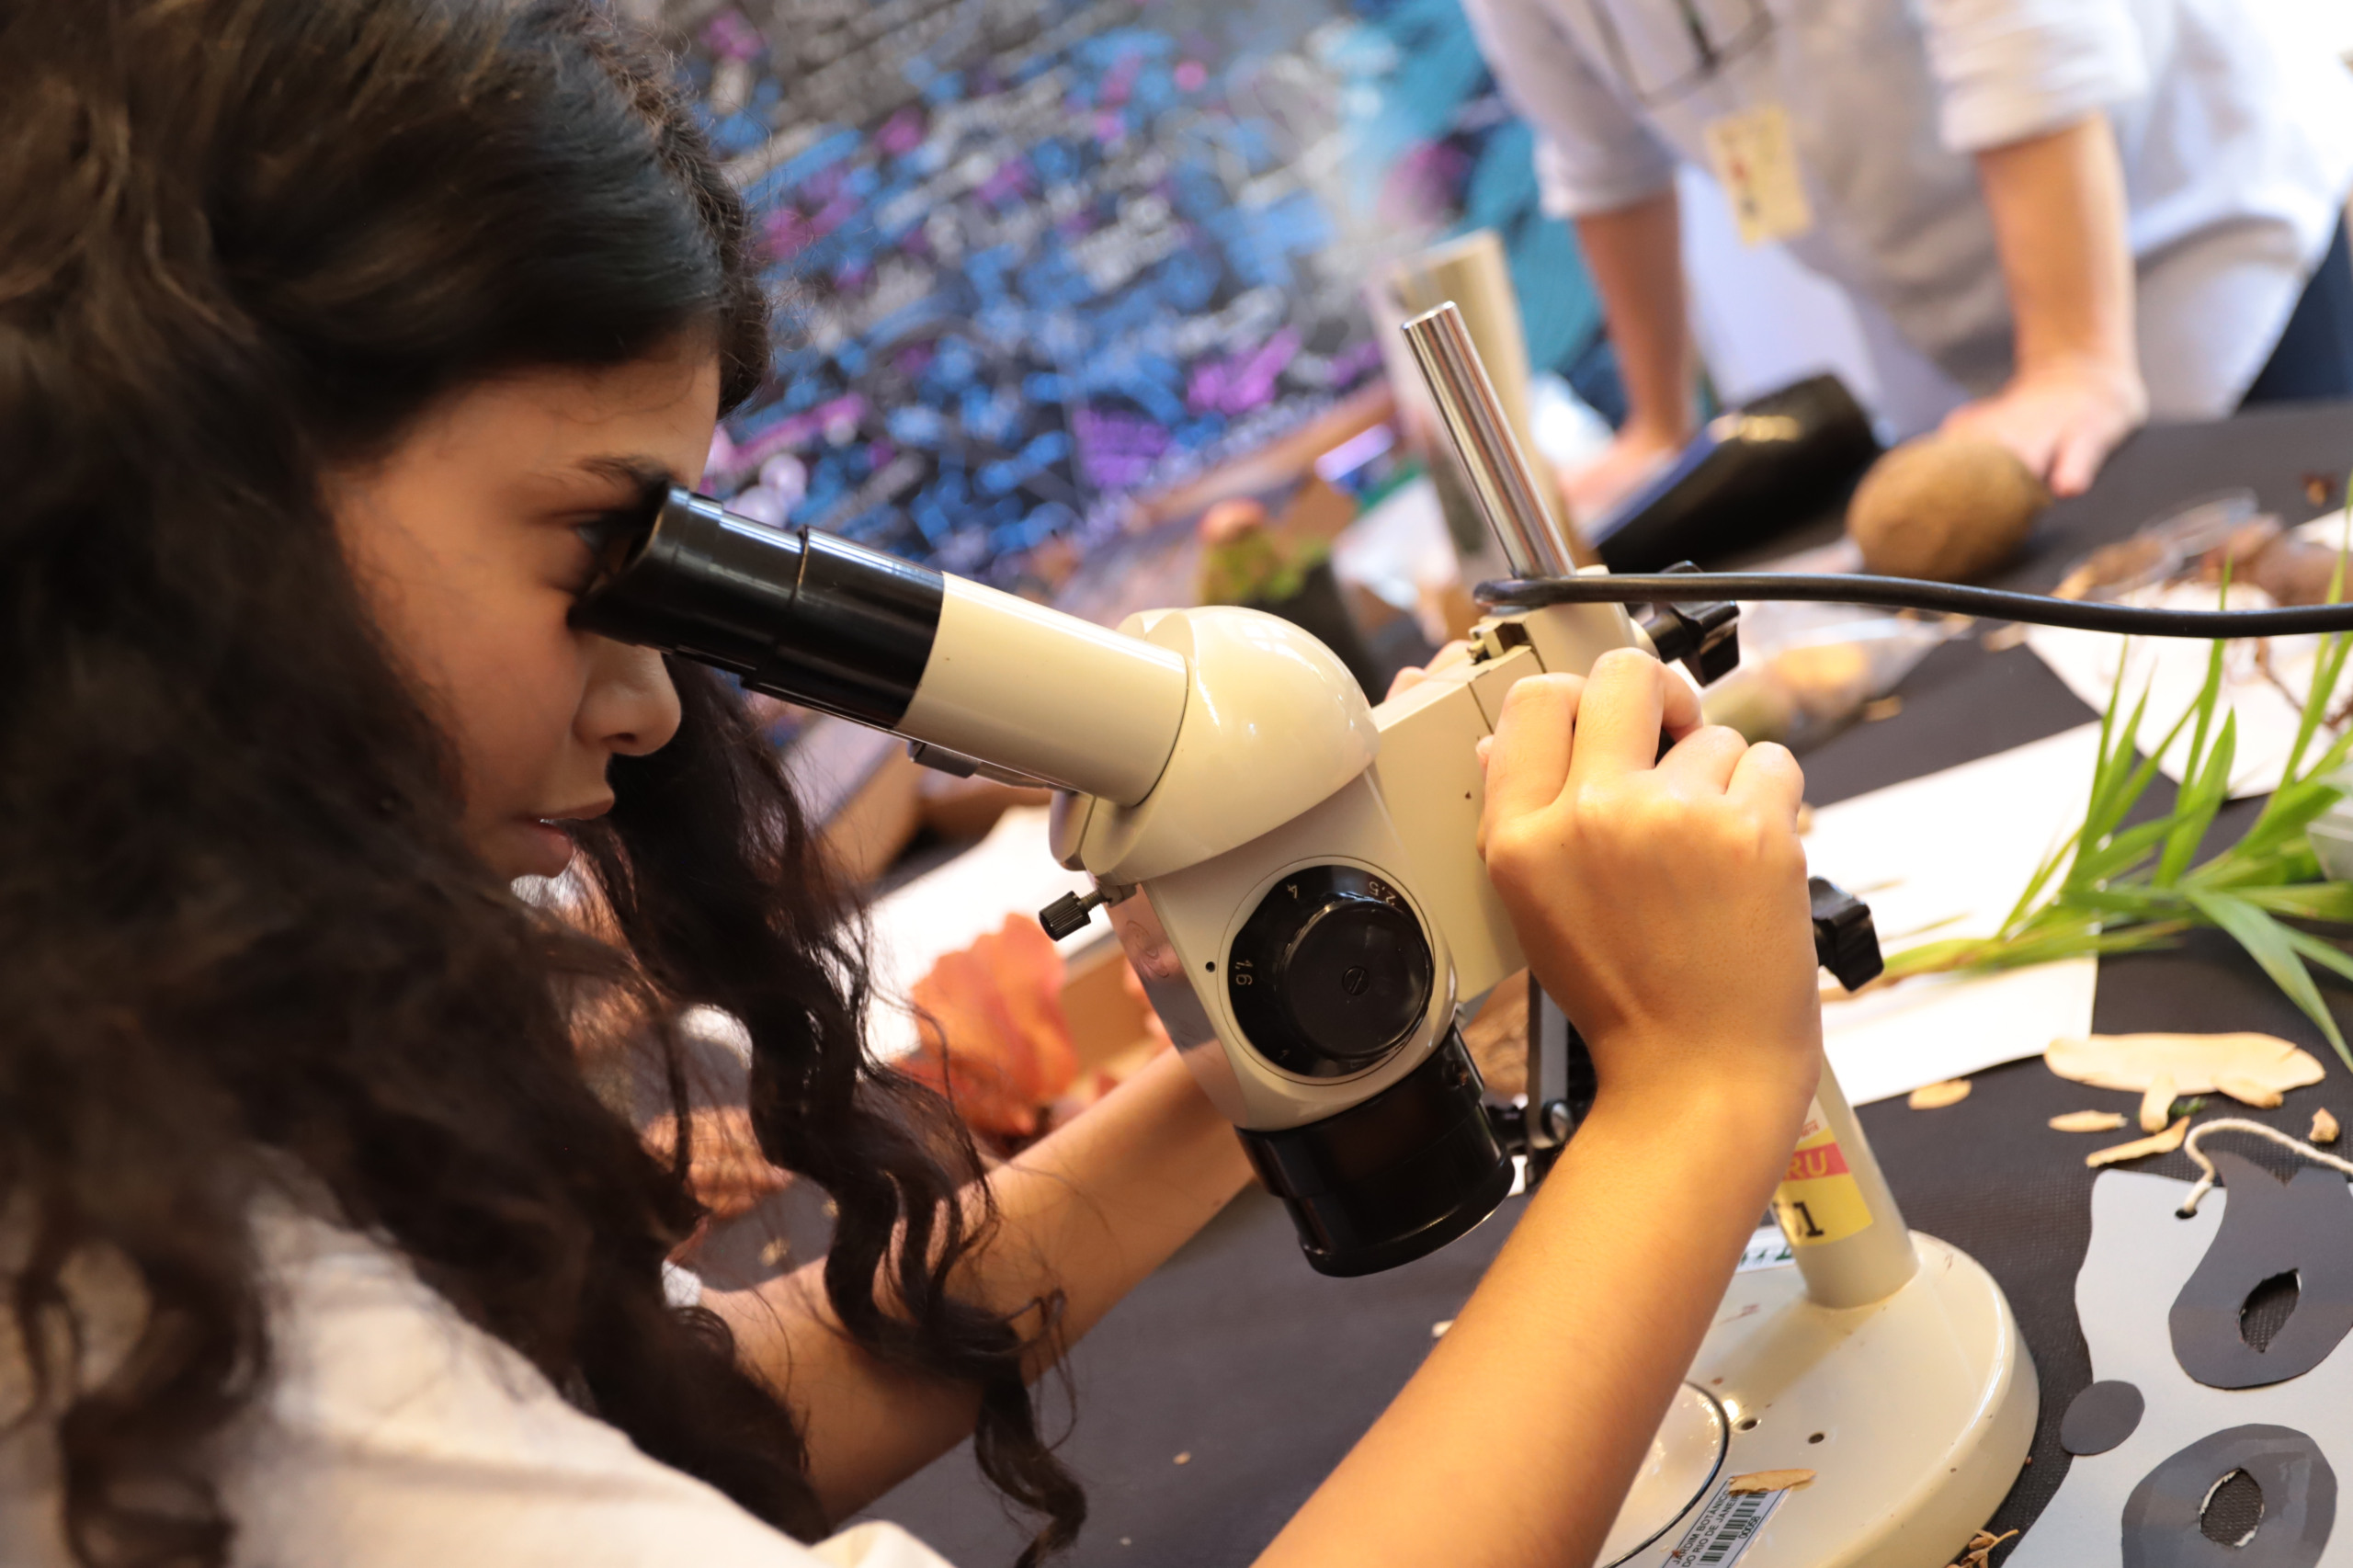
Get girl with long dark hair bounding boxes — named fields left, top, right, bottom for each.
left=0, top=4, right=1825, bottom=1566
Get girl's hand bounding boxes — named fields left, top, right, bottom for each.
left=1477, top=650, right=1821, bottom=1113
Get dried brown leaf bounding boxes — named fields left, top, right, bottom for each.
left=2046, top=1032, right=2324, bottom=1097
left=2140, top=1072, right=2177, bottom=1134
left=1726, top=1469, right=1816, bottom=1494
left=2313, top=1108, right=2341, bottom=1145
left=2049, top=1109, right=2129, bottom=1133
left=2086, top=1116, right=2190, bottom=1169
left=1908, top=1079, right=1972, bottom=1109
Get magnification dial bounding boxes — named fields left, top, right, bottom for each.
left=1227, top=864, right=1435, bottom=1078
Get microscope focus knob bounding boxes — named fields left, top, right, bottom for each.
left=1228, top=866, right=1434, bottom=1077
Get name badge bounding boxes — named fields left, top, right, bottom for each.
left=1703, top=102, right=1813, bottom=246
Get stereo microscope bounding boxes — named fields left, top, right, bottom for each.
left=574, top=303, right=2037, bottom=1568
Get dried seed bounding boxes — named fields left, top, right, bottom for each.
left=1431, top=1319, right=1453, bottom=1338
left=2140, top=1072, right=2177, bottom=1134
left=1173, top=1451, right=1190, bottom=1465
left=2087, top=1116, right=2191, bottom=1168
left=1908, top=1079, right=1972, bottom=1109
left=2050, top=1109, right=2129, bottom=1132
left=1726, top=1469, right=1816, bottom=1494
left=2313, top=1108, right=2340, bottom=1145
left=1861, top=696, right=1904, bottom=722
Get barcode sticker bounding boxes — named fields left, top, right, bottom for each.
left=1665, top=1482, right=1786, bottom=1564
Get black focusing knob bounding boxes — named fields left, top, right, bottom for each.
left=1228, top=866, right=1435, bottom=1077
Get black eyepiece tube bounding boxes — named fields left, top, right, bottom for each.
left=573, top=487, right=944, bottom=729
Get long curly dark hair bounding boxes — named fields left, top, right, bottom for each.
left=0, top=2, right=1084, bottom=1563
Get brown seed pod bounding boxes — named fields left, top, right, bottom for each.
left=1847, top=436, right=2050, bottom=583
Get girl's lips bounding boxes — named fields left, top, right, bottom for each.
left=512, top=818, right=577, bottom=879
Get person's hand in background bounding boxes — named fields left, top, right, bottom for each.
left=1941, top=356, right=2145, bottom=498
left=1556, top=421, right=1684, bottom=527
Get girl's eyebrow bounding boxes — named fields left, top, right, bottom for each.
left=573, top=453, right=682, bottom=501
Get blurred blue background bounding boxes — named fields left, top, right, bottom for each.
left=654, top=0, right=1617, bottom=582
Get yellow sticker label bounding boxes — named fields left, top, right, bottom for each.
left=1771, top=1118, right=1871, bottom=1247
left=1702, top=102, right=1813, bottom=247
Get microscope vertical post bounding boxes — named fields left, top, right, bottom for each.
left=1399, top=303, right=1577, bottom=578
left=1779, top=1064, right=1917, bottom=1307
left=1402, top=298, right=1920, bottom=1313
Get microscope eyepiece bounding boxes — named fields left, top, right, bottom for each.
left=571, top=485, right=944, bottom=729
left=569, top=486, right=1190, bottom=805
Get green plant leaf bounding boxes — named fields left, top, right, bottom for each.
left=2233, top=778, right=2347, bottom=861
left=2156, top=710, right=2236, bottom=888
left=2071, top=818, right=2178, bottom=886
left=2234, top=883, right=2353, bottom=921
left=2185, top=889, right=2351, bottom=1066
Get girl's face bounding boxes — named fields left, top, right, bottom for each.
left=331, top=346, right=720, bottom=880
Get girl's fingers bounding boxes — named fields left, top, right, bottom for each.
left=1658, top=666, right=1705, bottom=742
left=1385, top=640, right=1474, bottom=701
left=1564, top=650, right=1677, bottom=787
left=1654, top=723, right=1747, bottom=793
left=1482, top=674, right=1584, bottom=829
left=1727, top=740, right=1806, bottom=824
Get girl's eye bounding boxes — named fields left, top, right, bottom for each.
left=567, top=510, right=637, bottom=594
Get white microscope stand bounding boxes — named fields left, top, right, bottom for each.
left=1584, top=1055, right=2039, bottom=1566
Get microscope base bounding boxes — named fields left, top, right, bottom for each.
left=1603, top=1232, right=2038, bottom=1568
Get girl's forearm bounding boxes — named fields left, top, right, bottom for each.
left=1258, top=1080, right=1808, bottom=1568
left=710, top=1047, right=1253, bottom=1518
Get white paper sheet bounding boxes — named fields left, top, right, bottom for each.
left=2025, top=583, right=2327, bottom=799
left=1808, top=725, right=2106, bottom=1105
left=862, top=807, right=1091, bottom=1061
left=2024, top=511, right=2353, bottom=798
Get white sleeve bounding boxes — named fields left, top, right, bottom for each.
left=1914, top=0, right=2150, bottom=153
left=217, top=1212, right=961, bottom=1568
left=1458, top=0, right=1680, bottom=218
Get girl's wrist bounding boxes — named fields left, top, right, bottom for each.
left=1581, top=1068, right=1814, bottom=1158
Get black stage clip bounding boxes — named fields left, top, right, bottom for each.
left=1636, top=562, right=1741, bottom=687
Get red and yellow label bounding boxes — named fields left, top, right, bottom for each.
left=1770, top=1112, right=1871, bottom=1247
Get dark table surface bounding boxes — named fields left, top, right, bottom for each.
left=863, top=401, right=2353, bottom=1567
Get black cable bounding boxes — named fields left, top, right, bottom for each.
left=1477, top=573, right=2353, bottom=638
